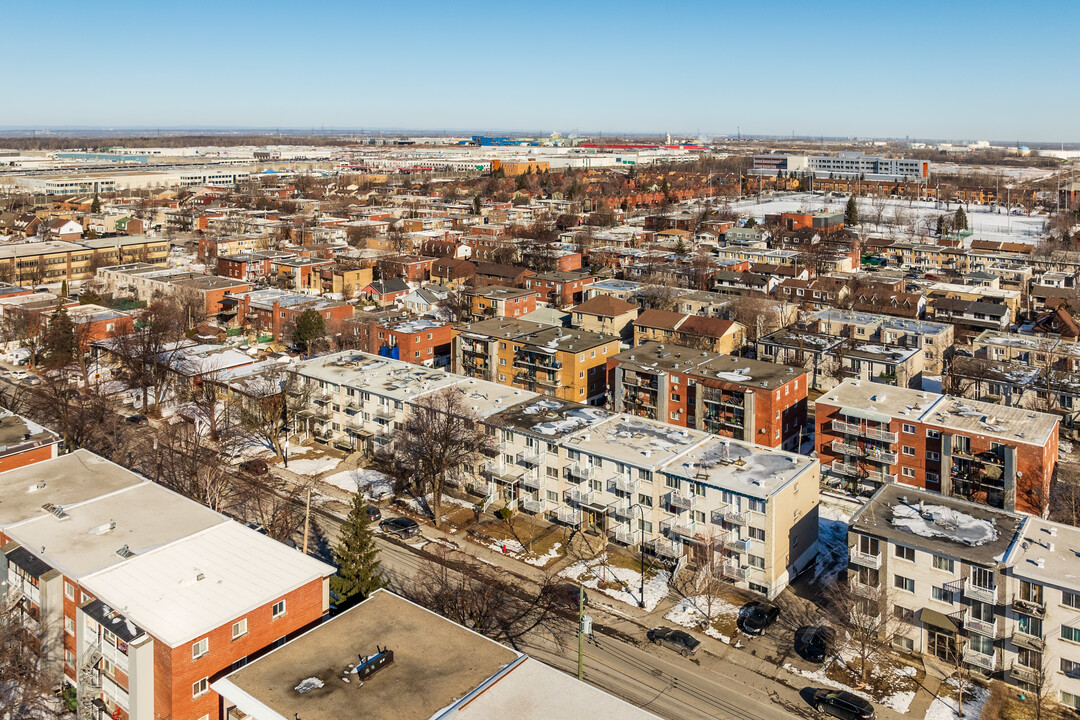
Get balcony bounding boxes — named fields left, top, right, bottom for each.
left=863, top=446, right=899, bottom=464
left=726, top=533, right=751, bottom=552
left=1011, top=631, right=1045, bottom=652
left=607, top=497, right=632, bottom=517
left=484, top=461, right=525, bottom=484
left=521, top=497, right=547, bottom=514
left=830, top=419, right=862, bottom=435
left=864, top=468, right=897, bottom=484
left=614, top=525, right=639, bottom=546
left=664, top=519, right=701, bottom=540
left=1010, top=663, right=1039, bottom=684
left=830, top=461, right=862, bottom=477
left=516, top=449, right=546, bottom=467
left=623, top=372, right=658, bottom=390
left=609, top=475, right=639, bottom=495
left=963, top=650, right=997, bottom=672
left=100, top=640, right=129, bottom=673
left=520, top=473, right=547, bottom=491
left=1011, top=597, right=1046, bottom=618
left=722, top=563, right=749, bottom=580
left=963, top=581, right=997, bottom=605
left=649, top=538, right=681, bottom=559
left=555, top=506, right=582, bottom=526
left=831, top=439, right=860, bottom=456
left=850, top=550, right=882, bottom=569
left=831, top=420, right=898, bottom=443
left=564, top=462, right=595, bottom=482
left=667, top=491, right=696, bottom=511
left=373, top=406, right=394, bottom=420
left=852, top=582, right=880, bottom=599
left=565, top=488, right=594, bottom=506
left=722, top=509, right=749, bottom=525
left=467, top=478, right=496, bottom=498
left=962, top=613, right=998, bottom=638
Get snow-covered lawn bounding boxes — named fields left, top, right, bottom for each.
left=664, top=595, right=739, bottom=643
left=471, top=535, right=563, bottom=568
left=814, top=501, right=852, bottom=584
left=785, top=662, right=917, bottom=714
left=559, top=554, right=670, bottom=612
left=322, top=468, right=395, bottom=501
left=283, top=456, right=343, bottom=477
left=924, top=680, right=989, bottom=720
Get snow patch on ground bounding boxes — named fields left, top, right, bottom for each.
left=284, top=456, right=342, bottom=477
left=323, top=468, right=395, bottom=501
left=559, top=554, right=670, bottom=612
left=471, top=535, right=563, bottom=568
left=924, top=680, right=989, bottom=720
left=814, top=502, right=852, bottom=584
left=664, top=595, right=738, bottom=643
left=785, top=664, right=916, bottom=714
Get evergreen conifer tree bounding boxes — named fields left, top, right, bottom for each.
left=330, top=493, right=383, bottom=609
left=90, top=193, right=100, bottom=214
left=954, top=207, right=968, bottom=231
left=844, top=196, right=859, bottom=226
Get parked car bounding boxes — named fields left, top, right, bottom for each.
left=811, top=689, right=876, bottom=720
left=125, top=414, right=149, bottom=426
left=239, top=458, right=269, bottom=476
left=364, top=505, right=382, bottom=523
left=379, top=516, right=420, bottom=538
left=646, top=627, right=701, bottom=657
left=742, top=601, right=780, bottom=636
left=794, top=626, right=833, bottom=663
left=545, top=583, right=588, bottom=611
left=8, top=370, right=27, bottom=381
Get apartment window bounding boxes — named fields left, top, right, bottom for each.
left=932, top=555, right=954, bottom=572
left=902, top=468, right=915, bottom=478
left=931, top=586, right=954, bottom=604
left=894, top=545, right=915, bottom=562
left=902, top=424, right=915, bottom=434
left=855, top=566, right=879, bottom=588
left=232, top=619, right=248, bottom=640
left=193, top=678, right=209, bottom=699
left=546, top=490, right=558, bottom=502
left=272, top=600, right=286, bottom=619
left=192, top=637, right=209, bottom=660
left=893, top=605, right=914, bottom=622
left=894, top=636, right=915, bottom=653
left=927, top=451, right=940, bottom=461
left=1019, top=614, right=1044, bottom=638
left=748, top=499, right=766, bottom=514
left=64, top=582, right=75, bottom=601
left=1064, top=590, right=1080, bottom=609
left=970, top=566, right=995, bottom=592
left=638, top=494, right=653, bottom=508
left=65, top=617, right=75, bottom=636
left=927, top=429, right=940, bottom=439
left=1062, top=659, right=1080, bottom=678
left=638, top=519, right=653, bottom=534
left=747, top=554, right=765, bottom=569
left=65, top=649, right=75, bottom=667
left=1065, top=626, right=1080, bottom=645
left=749, top=527, right=765, bottom=541
left=1020, top=580, right=1044, bottom=605
left=894, top=575, right=915, bottom=593
left=902, top=446, right=915, bottom=456
left=927, top=472, right=940, bottom=483
left=969, top=633, right=993, bottom=656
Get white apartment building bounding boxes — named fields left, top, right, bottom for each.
left=849, top=484, right=1080, bottom=713
left=294, top=351, right=821, bottom=598
left=752, top=152, right=927, bottom=182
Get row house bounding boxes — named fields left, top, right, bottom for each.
left=774, top=277, right=851, bottom=309
left=812, top=309, right=954, bottom=375
left=756, top=329, right=924, bottom=390
left=452, top=318, right=618, bottom=404
left=431, top=257, right=477, bottom=288
left=929, top=298, right=1011, bottom=336
left=851, top=288, right=924, bottom=320
left=473, top=262, right=534, bottom=288
left=974, top=330, right=1080, bottom=372
left=927, top=281, right=1022, bottom=317
left=379, top=255, right=437, bottom=284
left=271, top=256, right=335, bottom=293
left=225, top=289, right=353, bottom=341
left=360, top=278, right=410, bottom=307
left=633, top=309, right=745, bottom=355
left=524, top=270, right=595, bottom=308
left=816, top=379, right=1058, bottom=513
left=0, top=450, right=333, bottom=720
left=607, top=341, right=807, bottom=451
left=947, top=356, right=1080, bottom=416
left=216, top=251, right=296, bottom=283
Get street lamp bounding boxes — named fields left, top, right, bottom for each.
left=630, top=503, right=647, bottom=608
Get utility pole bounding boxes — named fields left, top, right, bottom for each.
left=577, top=582, right=586, bottom=680
left=302, top=487, right=312, bottom=554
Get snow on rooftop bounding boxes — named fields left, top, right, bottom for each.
left=891, top=503, right=998, bottom=547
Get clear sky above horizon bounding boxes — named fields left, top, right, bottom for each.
left=6, top=0, right=1077, bottom=142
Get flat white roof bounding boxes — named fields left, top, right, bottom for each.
left=296, top=351, right=465, bottom=403
left=660, top=436, right=816, bottom=499
left=81, top=522, right=333, bottom=647
left=563, top=415, right=709, bottom=469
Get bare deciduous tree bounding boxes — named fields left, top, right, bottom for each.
left=375, top=389, right=493, bottom=528
left=0, top=593, right=60, bottom=720
left=824, top=574, right=903, bottom=682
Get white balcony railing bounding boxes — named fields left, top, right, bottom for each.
left=963, top=613, right=998, bottom=638
left=722, top=563, right=749, bottom=580
left=564, top=462, right=595, bottom=481
left=565, top=488, right=594, bottom=506
left=723, top=509, right=749, bottom=525
left=614, top=525, right=638, bottom=546
left=609, top=475, right=639, bottom=495
left=963, top=581, right=997, bottom=605
left=520, top=473, right=546, bottom=491
left=100, top=640, right=129, bottom=673
left=667, top=491, right=696, bottom=511
left=830, top=439, right=860, bottom=455
left=521, top=497, right=546, bottom=514
left=649, top=537, right=681, bottom=558
left=517, top=448, right=546, bottom=467
left=964, top=649, right=997, bottom=672
left=555, top=506, right=581, bottom=526
left=850, top=550, right=882, bottom=569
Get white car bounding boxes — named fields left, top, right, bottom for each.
left=8, top=370, right=27, bottom=380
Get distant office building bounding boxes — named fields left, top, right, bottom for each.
left=753, top=152, right=929, bottom=182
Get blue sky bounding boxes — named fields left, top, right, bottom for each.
left=6, top=0, right=1078, bottom=141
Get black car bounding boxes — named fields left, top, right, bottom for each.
left=125, top=414, right=148, bottom=425
left=379, top=516, right=420, bottom=538
left=364, top=505, right=382, bottom=523
left=646, top=627, right=701, bottom=657
left=795, top=626, right=833, bottom=663
left=812, top=689, right=875, bottom=720
left=742, top=601, right=780, bottom=636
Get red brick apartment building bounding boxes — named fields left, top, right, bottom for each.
left=226, top=289, right=353, bottom=340
left=0, top=412, right=61, bottom=473
left=0, top=450, right=333, bottom=720
left=525, top=270, right=595, bottom=308
left=815, top=379, right=1058, bottom=514
left=347, top=315, right=454, bottom=366
left=606, top=341, right=808, bottom=450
